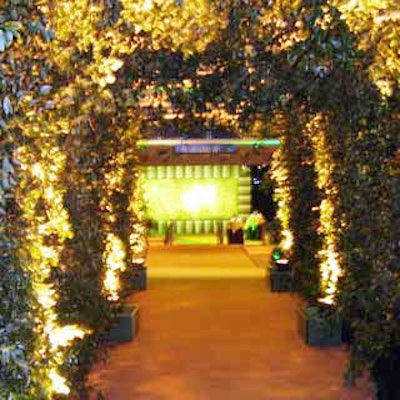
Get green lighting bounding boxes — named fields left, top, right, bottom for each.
left=143, top=178, right=238, bottom=220
left=272, top=248, right=282, bottom=261
left=137, top=138, right=281, bottom=148
left=236, top=140, right=281, bottom=146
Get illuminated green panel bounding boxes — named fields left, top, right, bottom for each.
left=143, top=178, right=238, bottom=220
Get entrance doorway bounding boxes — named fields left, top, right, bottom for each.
left=139, top=139, right=278, bottom=245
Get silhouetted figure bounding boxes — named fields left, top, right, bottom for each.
left=227, top=216, right=244, bottom=244
left=216, top=221, right=224, bottom=245
left=164, top=222, right=174, bottom=245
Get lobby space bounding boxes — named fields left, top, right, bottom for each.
left=89, top=244, right=373, bottom=400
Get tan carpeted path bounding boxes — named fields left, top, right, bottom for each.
left=89, top=245, right=373, bottom=400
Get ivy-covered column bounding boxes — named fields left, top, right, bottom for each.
left=128, top=170, right=148, bottom=267
left=0, top=6, right=35, bottom=398
left=89, top=104, right=144, bottom=300
left=335, top=96, right=400, bottom=382
left=15, top=129, right=89, bottom=398
left=58, top=113, right=115, bottom=395
left=306, top=113, right=342, bottom=306
left=109, top=73, right=148, bottom=278
left=1, top=2, right=92, bottom=397
left=271, top=104, right=321, bottom=301
left=0, top=122, right=31, bottom=397
left=270, top=144, right=293, bottom=253
left=96, top=114, right=130, bottom=303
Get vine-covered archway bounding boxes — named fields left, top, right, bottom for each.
left=1, top=1, right=399, bottom=399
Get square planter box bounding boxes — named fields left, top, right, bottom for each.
left=127, top=265, right=147, bottom=291
left=269, top=267, right=293, bottom=292
left=104, top=304, right=140, bottom=343
left=297, top=305, right=342, bottom=346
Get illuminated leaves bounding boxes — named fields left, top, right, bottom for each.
left=0, top=0, right=398, bottom=397
left=271, top=146, right=294, bottom=253
left=103, top=233, right=127, bottom=302
left=0, top=22, right=21, bottom=52
left=334, top=0, right=400, bottom=96
left=306, top=114, right=342, bottom=306
left=0, top=3, right=47, bottom=397
left=121, top=0, right=228, bottom=55
left=17, top=141, right=89, bottom=397
left=2, top=97, right=13, bottom=117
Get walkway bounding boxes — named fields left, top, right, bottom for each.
left=89, top=244, right=373, bottom=400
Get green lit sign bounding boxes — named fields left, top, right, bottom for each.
left=174, top=144, right=237, bottom=154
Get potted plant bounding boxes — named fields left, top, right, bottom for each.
left=103, top=304, right=140, bottom=343
left=268, top=248, right=294, bottom=292
left=297, top=302, right=342, bottom=346
left=126, top=262, right=147, bottom=291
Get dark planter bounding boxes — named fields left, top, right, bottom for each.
left=297, top=305, right=342, bottom=346
left=104, top=304, right=140, bottom=343
left=129, top=265, right=147, bottom=291
left=269, top=266, right=293, bottom=292
left=372, top=347, right=400, bottom=400
left=227, top=229, right=244, bottom=244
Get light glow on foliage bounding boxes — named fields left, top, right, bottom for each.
left=103, top=233, right=127, bottom=302
left=307, top=114, right=342, bottom=305
left=271, top=148, right=293, bottom=253
left=17, top=145, right=89, bottom=396
left=120, top=0, right=228, bottom=54
left=48, top=325, right=87, bottom=349
left=49, top=368, right=70, bottom=395
left=129, top=172, right=148, bottom=265
left=318, top=199, right=341, bottom=305
left=130, top=222, right=147, bottom=265
left=100, top=158, right=128, bottom=301
left=3, top=0, right=398, bottom=396
left=334, top=0, right=400, bottom=96
left=258, top=1, right=311, bottom=53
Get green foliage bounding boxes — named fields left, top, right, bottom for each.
left=0, top=1, right=45, bottom=397
left=266, top=219, right=281, bottom=245
left=0, top=150, right=31, bottom=397
left=264, top=1, right=399, bottom=382
left=334, top=93, right=400, bottom=382
left=0, top=0, right=399, bottom=397
left=0, top=22, right=21, bottom=52
left=280, top=104, right=322, bottom=303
